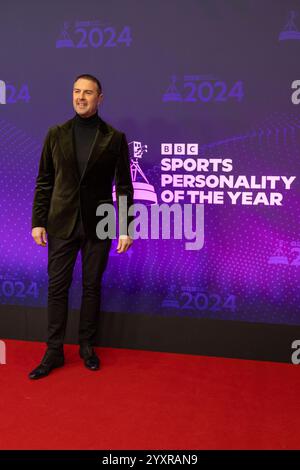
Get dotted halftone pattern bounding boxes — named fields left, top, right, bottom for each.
left=0, top=119, right=49, bottom=306
left=1, top=114, right=300, bottom=325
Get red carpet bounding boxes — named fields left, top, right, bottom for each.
left=0, top=339, right=299, bottom=450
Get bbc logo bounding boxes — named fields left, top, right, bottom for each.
left=161, top=143, right=198, bottom=155
left=0, top=80, right=6, bottom=104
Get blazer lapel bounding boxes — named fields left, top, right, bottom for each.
left=82, top=120, right=114, bottom=180
left=58, top=116, right=114, bottom=183
left=58, top=118, right=80, bottom=182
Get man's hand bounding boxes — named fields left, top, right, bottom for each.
left=116, top=235, right=133, bottom=253
left=32, top=227, right=48, bottom=247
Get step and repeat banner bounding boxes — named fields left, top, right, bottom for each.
left=0, top=0, right=299, bottom=329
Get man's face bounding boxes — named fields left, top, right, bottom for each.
left=73, top=78, right=103, bottom=118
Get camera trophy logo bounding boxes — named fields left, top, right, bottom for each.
left=163, top=75, right=182, bottom=102
left=279, top=11, right=300, bottom=41
left=0, top=80, right=6, bottom=104
left=56, top=22, right=75, bottom=48
left=268, top=240, right=289, bottom=265
left=161, top=284, right=180, bottom=310
left=113, top=140, right=158, bottom=205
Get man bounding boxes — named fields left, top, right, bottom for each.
left=29, top=74, right=134, bottom=379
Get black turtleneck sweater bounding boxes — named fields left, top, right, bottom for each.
left=73, top=112, right=100, bottom=178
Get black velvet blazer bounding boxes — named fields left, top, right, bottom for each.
left=31, top=116, right=134, bottom=240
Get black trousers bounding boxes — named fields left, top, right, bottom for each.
left=46, top=213, right=112, bottom=351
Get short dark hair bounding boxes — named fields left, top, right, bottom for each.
left=74, top=74, right=102, bottom=94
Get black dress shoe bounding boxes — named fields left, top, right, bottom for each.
left=28, top=349, right=65, bottom=380
left=79, top=345, right=100, bottom=371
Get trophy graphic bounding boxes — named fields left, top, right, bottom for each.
left=161, top=284, right=180, bottom=309
left=113, top=140, right=158, bottom=204
left=279, top=11, right=300, bottom=41
left=268, top=240, right=289, bottom=265
left=163, top=75, right=182, bottom=102
left=56, top=22, right=75, bottom=48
